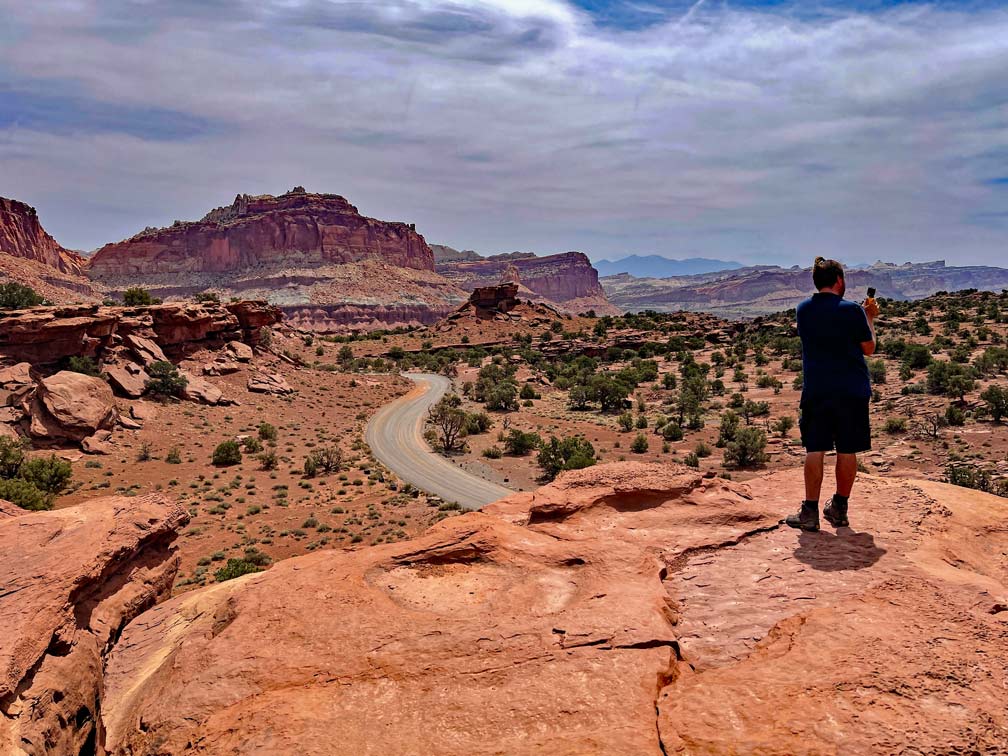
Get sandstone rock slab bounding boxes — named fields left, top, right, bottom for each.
left=103, top=361, right=149, bottom=398
left=180, top=372, right=224, bottom=405
left=247, top=371, right=293, bottom=395
left=29, top=371, right=117, bottom=444
left=0, top=494, right=187, bottom=755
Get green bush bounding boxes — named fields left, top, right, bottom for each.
left=537, top=436, right=596, bottom=480
left=902, top=343, right=932, bottom=370
left=618, top=412, right=634, bottom=432
left=868, top=359, right=887, bottom=384
left=630, top=433, right=649, bottom=454
left=694, top=441, right=713, bottom=458
left=723, top=427, right=768, bottom=469
left=945, top=463, right=1008, bottom=498
left=212, top=440, right=242, bottom=467
left=0, top=282, right=44, bottom=309
left=504, top=429, right=542, bottom=456
left=303, top=446, right=343, bottom=477
left=123, top=286, right=160, bottom=306
left=145, top=361, right=188, bottom=397
left=258, top=422, right=278, bottom=442
left=0, top=478, right=48, bottom=510
left=884, top=417, right=907, bottom=434
left=243, top=437, right=263, bottom=453
left=0, top=437, right=26, bottom=479
left=683, top=451, right=700, bottom=468
left=661, top=422, right=684, bottom=442
left=166, top=447, right=182, bottom=464
left=945, top=404, right=966, bottom=426
left=519, top=383, right=538, bottom=401
left=18, top=455, right=72, bottom=496
left=981, top=385, right=1008, bottom=422
left=482, top=445, right=503, bottom=459
left=215, top=558, right=263, bottom=582
left=65, top=355, right=100, bottom=376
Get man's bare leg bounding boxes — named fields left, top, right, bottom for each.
left=835, top=453, right=857, bottom=497
left=804, top=452, right=826, bottom=501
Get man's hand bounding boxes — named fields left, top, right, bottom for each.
left=862, top=298, right=880, bottom=321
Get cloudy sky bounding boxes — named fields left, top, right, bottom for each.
left=1, top=0, right=1007, bottom=266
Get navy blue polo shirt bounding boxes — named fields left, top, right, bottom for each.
left=796, top=292, right=873, bottom=402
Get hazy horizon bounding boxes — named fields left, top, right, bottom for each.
left=3, top=1, right=1007, bottom=266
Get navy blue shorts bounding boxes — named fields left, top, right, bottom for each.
left=800, top=396, right=871, bottom=454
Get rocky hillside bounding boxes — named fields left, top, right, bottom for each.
left=87, top=188, right=465, bottom=330
left=604, top=260, right=1008, bottom=317
left=436, top=248, right=619, bottom=315
left=0, top=197, right=95, bottom=303
left=3, top=462, right=1002, bottom=754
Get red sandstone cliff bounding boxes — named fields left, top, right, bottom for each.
left=436, top=250, right=618, bottom=314
left=86, top=188, right=463, bottom=330
left=89, top=188, right=434, bottom=277
left=0, top=197, right=95, bottom=303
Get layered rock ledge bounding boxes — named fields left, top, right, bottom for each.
left=0, top=494, right=188, bottom=756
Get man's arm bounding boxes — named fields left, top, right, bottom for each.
left=860, top=299, right=879, bottom=356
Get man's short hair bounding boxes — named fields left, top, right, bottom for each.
left=812, top=256, right=844, bottom=289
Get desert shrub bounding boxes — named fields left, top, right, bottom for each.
left=195, top=291, right=220, bottom=303
left=304, top=446, right=343, bottom=477
left=635, top=415, right=648, bottom=429
left=716, top=410, right=740, bottom=447
left=661, top=422, right=684, bottom=442
left=215, top=558, right=263, bottom=582
left=945, top=463, right=1008, bottom=498
left=981, top=385, right=1008, bottom=422
left=902, top=343, right=932, bottom=370
left=482, top=445, right=503, bottom=459
left=683, top=451, right=700, bottom=468
left=723, top=427, right=768, bottom=469
left=259, top=327, right=273, bottom=349
left=243, top=437, right=263, bottom=453
left=884, top=417, right=907, bottom=434
left=0, top=437, right=26, bottom=479
left=504, top=429, right=542, bottom=456
left=694, top=441, right=713, bottom=458
left=0, top=282, right=43, bottom=309
left=868, top=359, right=887, bottom=384
left=463, top=411, right=492, bottom=435
left=18, top=455, right=72, bottom=497
left=258, top=422, right=278, bottom=442
left=136, top=442, right=152, bottom=462
left=65, top=355, right=100, bottom=376
left=212, top=440, right=242, bottom=467
left=630, top=433, right=649, bottom=454
left=926, top=360, right=975, bottom=400
left=945, top=404, right=966, bottom=426
left=618, top=412, right=634, bottom=432
left=773, top=416, right=795, bottom=436
left=123, top=287, right=160, bottom=306
left=258, top=450, right=278, bottom=470
left=537, top=436, right=596, bottom=480
left=166, top=446, right=182, bottom=464
left=0, top=478, right=48, bottom=510
left=145, top=361, right=187, bottom=398
left=519, top=383, right=538, bottom=401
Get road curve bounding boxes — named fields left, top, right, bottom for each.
left=366, top=372, right=514, bottom=510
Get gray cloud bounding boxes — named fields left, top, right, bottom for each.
left=0, top=0, right=1006, bottom=266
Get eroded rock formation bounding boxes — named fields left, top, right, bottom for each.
left=95, top=462, right=1007, bottom=755
left=0, top=493, right=188, bottom=756
left=436, top=250, right=618, bottom=314
left=0, top=197, right=96, bottom=303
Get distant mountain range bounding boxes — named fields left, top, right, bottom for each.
left=601, top=260, right=1008, bottom=318
left=593, top=254, right=743, bottom=278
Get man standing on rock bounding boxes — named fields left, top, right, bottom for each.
left=786, top=257, right=880, bottom=532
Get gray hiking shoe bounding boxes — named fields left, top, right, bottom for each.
left=823, top=497, right=849, bottom=528
left=785, top=501, right=820, bottom=532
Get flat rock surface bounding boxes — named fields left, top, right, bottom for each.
left=97, top=463, right=1008, bottom=754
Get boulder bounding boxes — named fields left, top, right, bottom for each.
left=0, top=493, right=187, bottom=756
left=82, top=429, right=114, bottom=454
left=180, top=372, right=223, bottom=405
left=124, top=334, right=168, bottom=366
left=0, top=362, right=33, bottom=388
left=29, top=371, right=117, bottom=444
left=247, top=371, right=294, bottom=395
left=227, top=340, right=254, bottom=362
left=103, top=361, right=149, bottom=399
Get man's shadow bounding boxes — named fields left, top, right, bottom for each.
left=793, top=527, right=887, bottom=572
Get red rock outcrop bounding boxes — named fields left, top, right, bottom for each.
left=0, top=493, right=188, bottom=756
left=0, top=300, right=280, bottom=365
left=91, top=189, right=432, bottom=277
left=437, top=250, right=619, bottom=314
left=29, top=371, right=118, bottom=444
left=97, top=463, right=1007, bottom=755
left=0, top=197, right=86, bottom=276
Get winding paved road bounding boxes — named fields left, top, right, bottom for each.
left=366, top=373, right=514, bottom=510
